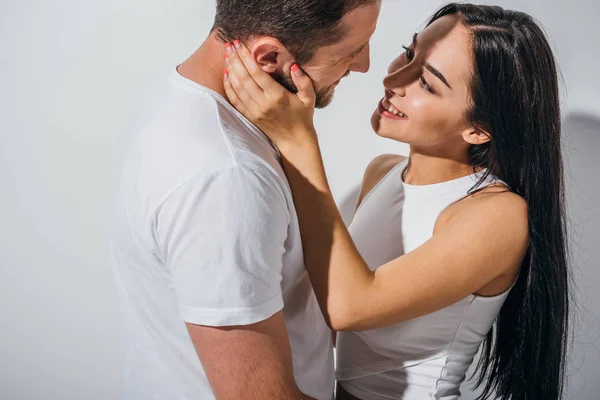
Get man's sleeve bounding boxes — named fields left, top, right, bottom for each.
left=153, top=164, right=290, bottom=327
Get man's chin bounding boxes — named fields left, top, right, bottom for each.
left=271, top=70, right=336, bottom=109
left=315, top=88, right=335, bottom=109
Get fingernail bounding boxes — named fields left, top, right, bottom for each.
left=224, top=42, right=233, bottom=55
left=233, top=39, right=241, bottom=49
left=291, top=64, right=303, bottom=77
left=223, top=68, right=228, bottom=77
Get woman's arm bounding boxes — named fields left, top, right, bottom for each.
left=286, top=152, right=528, bottom=330
left=280, top=146, right=528, bottom=330
left=223, top=42, right=528, bottom=331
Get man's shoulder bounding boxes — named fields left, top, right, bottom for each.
left=158, top=159, right=290, bottom=216
left=125, top=73, right=291, bottom=213
left=133, top=77, right=275, bottom=169
left=158, top=74, right=283, bottom=174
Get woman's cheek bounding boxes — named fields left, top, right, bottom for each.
left=408, top=97, right=428, bottom=118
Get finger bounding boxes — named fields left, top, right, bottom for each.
left=233, top=39, right=281, bottom=92
left=225, top=42, right=264, bottom=101
left=225, top=53, right=262, bottom=115
left=290, top=64, right=317, bottom=107
left=223, top=68, right=251, bottom=117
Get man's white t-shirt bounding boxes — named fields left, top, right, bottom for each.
left=110, top=70, right=334, bottom=399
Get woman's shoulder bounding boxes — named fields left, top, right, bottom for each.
left=436, top=186, right=529, bottom=295
left=356, top=154, right=407, bottom=207
left=366, top=153, right=407, bottom=174
left=440, top=183, right=529, bottom=238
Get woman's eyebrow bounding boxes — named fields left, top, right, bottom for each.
left=413, top=32, right=452, bottom=90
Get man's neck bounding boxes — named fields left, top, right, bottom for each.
left=177, top=32, right=227, bottom=99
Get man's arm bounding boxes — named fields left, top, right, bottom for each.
left=187, top=311, right=314, bottom=399
left=155, top=164, right=315, bottom=398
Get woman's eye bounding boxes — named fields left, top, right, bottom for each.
left=402, top=45, right=414, bottom=61
left=420, top=76, right=435, bottom=94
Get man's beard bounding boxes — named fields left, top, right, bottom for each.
left=272, top=70, right=337, bottom=109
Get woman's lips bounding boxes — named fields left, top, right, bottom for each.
left=378, top=98, right=408, bottom=120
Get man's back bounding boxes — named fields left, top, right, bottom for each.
left=111, top=70, right=333, bottom=399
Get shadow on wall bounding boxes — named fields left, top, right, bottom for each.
left=562, top=112, right=600, bottom=400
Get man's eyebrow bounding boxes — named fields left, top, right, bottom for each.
left=413, top=33, right=452, bottom=90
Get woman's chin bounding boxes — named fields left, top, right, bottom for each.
left=371, top=110, right=384, bottom=134
left=371, top=111, right=405, bottom=141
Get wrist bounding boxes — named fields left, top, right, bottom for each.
left=277, top=126, right=319, bottom=155
left=278, top=137, right=329, bottom=192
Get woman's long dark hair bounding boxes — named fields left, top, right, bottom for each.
left=427, top=4, right=570, bottom=400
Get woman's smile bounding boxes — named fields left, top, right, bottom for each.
left=377, top=97, right=408, bottom=120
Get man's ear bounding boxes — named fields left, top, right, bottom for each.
left=249, top=37, right=295, bottom=74
left=461, top=126, right=491, bottom=146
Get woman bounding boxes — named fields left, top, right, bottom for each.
left=223, top=3, right=569, bottom=400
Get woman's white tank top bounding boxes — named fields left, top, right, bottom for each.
left=336, top=159, right=514, bottom=400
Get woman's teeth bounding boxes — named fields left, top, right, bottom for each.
left=382, top=98, right=407, bottom=118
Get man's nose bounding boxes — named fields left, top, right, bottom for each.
left=349, top=43, right=371, bottom=73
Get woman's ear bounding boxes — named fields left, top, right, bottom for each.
left=249, top=37, right=295, bottom=74
left=461, top=126, right=491, bottom=145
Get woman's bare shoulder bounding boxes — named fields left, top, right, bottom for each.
left=355, top=154, right=407, bottom=207
left=441, top=184, right=528, bottom=228
left=367, top=154, right=407, bottom=175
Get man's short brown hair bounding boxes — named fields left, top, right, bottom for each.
left=213, top=0, right=379, bottom=64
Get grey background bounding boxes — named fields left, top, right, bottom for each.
left=1, top=0, right=598, bottom=398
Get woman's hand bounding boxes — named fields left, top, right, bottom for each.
left=223, top=40, right=318, bottom=150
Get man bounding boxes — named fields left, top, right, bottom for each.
left=111, top=1, right=381, bottom=399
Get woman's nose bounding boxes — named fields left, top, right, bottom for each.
left=383, top=61, right=422, bottom=97
left=383, top=74, right=407, bottom=97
